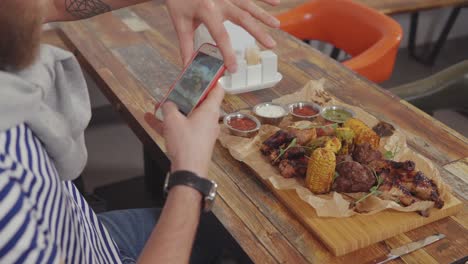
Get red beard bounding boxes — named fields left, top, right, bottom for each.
left=0, top=1, right=44, bottom=71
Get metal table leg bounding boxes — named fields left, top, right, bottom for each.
left=409, top=7, right=462, bottom=65
left=330, top=47, right=341, bottom=60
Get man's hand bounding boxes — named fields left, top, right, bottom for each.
left=166, top=0, right=281, bottom=73
left=160, top=86, right=224, bottom=177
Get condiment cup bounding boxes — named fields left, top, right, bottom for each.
left=252, top=102, right=287, bottom=126
left=223, top=112, right=261, bottom=138
left=320, top=105, right=355, bottom=123
left=287, top=101, right=322, bottom=121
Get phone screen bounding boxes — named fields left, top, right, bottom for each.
left=166, top=51, right=224, bottom=115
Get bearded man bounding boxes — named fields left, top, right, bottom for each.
left=0, top=0, right=279, bottom=263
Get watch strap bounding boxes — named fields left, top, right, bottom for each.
left=166, top=170, right=214, bottom=197
left=165, top=170, right=217, bottom=212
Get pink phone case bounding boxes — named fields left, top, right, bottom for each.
left=155, top=43, right=226, bottom=116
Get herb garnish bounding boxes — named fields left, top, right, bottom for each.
left=274, top=138, right=297, bottom=162
left=333, top=171, right=340, bottom=181
left=384, top=145, right=399, bottom=160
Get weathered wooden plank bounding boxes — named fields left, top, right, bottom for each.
left=113, top=8, right=152, bottom=32
left=131, top=2, right=179, bottom=46
left=87, top=12, right=144, bottom=49
left=209, top=164, right=309, bottom=263
left=439, top=163, right=468, bottom=201
left=403, top=217, right=468, bottom=263
left=211, top=194, right=278, bottom=264
left=112, top=43, right=179, bottom=101
left=444, top=158, right=468, bottom=230
left=142, top=30, right=183, bottom=68
left=384, top=234, right=438, bottom=264
left=444, top=158, right=468, bottom=185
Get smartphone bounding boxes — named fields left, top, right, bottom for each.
left=155, top=43, right=225, bottom=119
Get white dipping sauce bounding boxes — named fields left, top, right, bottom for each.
left=255, top=104, right=286, bottom=118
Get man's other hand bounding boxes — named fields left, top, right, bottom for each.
left=155, top=86, right=224, bottom=177
left=166, top=0, right=281, bottom=73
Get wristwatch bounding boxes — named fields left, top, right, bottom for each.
left=164, top=170, right=218, bottom=212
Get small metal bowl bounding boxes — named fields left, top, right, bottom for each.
left=223, top=112, right=261, bottom=138
left=320, top=105, right=355, bottom=123
left=252, top=102, right=288, bottom=125
left=287, top=101, right=322, bottom=121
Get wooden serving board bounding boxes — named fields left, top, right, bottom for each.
left=219, top=81, right=464, bottom=256
left=254, top=174, right=462, bottom=256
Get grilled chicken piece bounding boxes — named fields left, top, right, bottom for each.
left=399, top=171, right=444, bottom=208
left=390, top=160, right=416, bottom=172
left=368, top=159, right=391, bottom=174
left=384, top=160, right=444, bottom=208
left=288, top=126, right=317, bottom=145
left=378, top=172, right=420, bottom=206
left=278, top=157, right=308, bottom=178
left=353, top=142, right=382, bottom=165
left=261, top=130, right=294, bottom=155
left=316, top=125, right=336, bottom=137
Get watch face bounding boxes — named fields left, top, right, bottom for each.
left=203, top=181, right=218, bottom=212
left=163, top=172, right=171, bottom=196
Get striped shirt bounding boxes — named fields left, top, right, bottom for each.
left=0, top=124, right=122, bottom=263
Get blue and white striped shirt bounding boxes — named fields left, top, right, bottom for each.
left=0, top=124, right=122, bottom=263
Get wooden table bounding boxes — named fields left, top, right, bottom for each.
left=59, top=2, right=468, bottom=263
left=261, top=0, right=468, bottom=15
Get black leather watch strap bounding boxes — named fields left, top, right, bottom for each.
left=165, top=170, right=213, bottom=197
left=164, top=170, right=218, bottom=212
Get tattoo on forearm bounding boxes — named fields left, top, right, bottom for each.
left=65, top=0, right=111, bottom=19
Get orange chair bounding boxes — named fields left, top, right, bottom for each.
left=276, top=0, right=403, bottom=83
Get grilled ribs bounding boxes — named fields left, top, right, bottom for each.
left=278, top=156, right=308, bottom=178
left=261, top=131, right=307, bottom=178
left=260, top=130, right=294, bottom=155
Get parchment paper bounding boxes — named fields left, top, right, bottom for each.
left=218, top=79, right=451, bottom=217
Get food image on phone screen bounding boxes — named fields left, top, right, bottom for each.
left=166, top=51, right=224, bottom=115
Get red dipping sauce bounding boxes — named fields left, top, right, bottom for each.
left=292, top=105, right=319, bottom=117
left=228, top=117, right=257, bottom=131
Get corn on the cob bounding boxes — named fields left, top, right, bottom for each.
left=343, top=118, right=368, bottom=136
left=355, top=129, right=380, bottom=149
left=336, top=127, right=355, bottom=155
left=344, top=118, right=380, bottom=149
left=324, top=137, right=342, bottom=154
left=305, top=148, right=336, bottom=194
left=305, top=136, right=330, bottom=155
